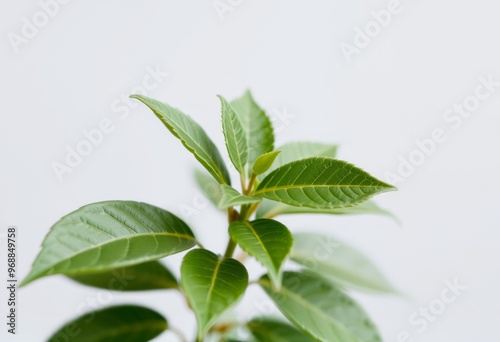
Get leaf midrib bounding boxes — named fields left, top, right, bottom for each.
left=225, top=108, right=247, bottom=172
left=260, top=278, right=359, bottom=342
left=195, top=256, right=224, bottom=338
left=242, top=221, right=277, bottom=270
left=205, top=257, right=223, bottom=317
left=256, top=183, right=389, bottom=194
left=164, top=114, right=225, bottom=182
left=134, top=96, right=227, bottom=183
left=32, top=232, right=194, bottom=278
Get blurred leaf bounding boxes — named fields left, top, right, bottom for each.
left=69, top=260, right=178, bottom=291
left=291, top=233, right=396, bottom=294
left=260, top=272, right=382, bottom=342
left=256, top=199, right=396, bottom=220
left=181, top=249, right=248, bottom=340
left=194, top=170, right=224, bottom=208
left=247, top=317, right=315, bottom=342
left=260, top=141, right=338, bottom=179
left=21, top=201, right=196, bottom=286
left=131, top=94, right=231, bottom=184
left=48, top=305, right=167, bottom=342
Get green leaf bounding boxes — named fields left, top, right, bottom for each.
left=181, top=249, right=248, bottom=340
left=69, top=260, right=178, bottom=291
left=194, top=173, right=260, bottom=210
left=259, top=272, right=382, bottom=342
left=231, top=90, right=274, bottom=177
left=131, top=94, right=231, bottom=184
left=218, top=185, right=262, bottom=209
left=290, top=233, right=395, bottom=294
left=255, top=157, right=395, bottom=209
left=247, top=317, right=316, bottom=342
left=48, top=305, right=167, bottom=342
left=220, top=95, right=248, bottom=174
left=229, top=219, right=292, bottom=290
left=21, top=201, right=196, bottom=287
left=253, top=151, right=281, bottom=176
left=256, top=199, right=396, bottom=220
left=194, top=169, right=224, bottom=208
left=260, top=141, right=338, bottom=179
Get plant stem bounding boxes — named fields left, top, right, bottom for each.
left=224, top=207, right=239, bottom=258
left=239, top=204, right=249, bottom=219
left=240, top=174, right=247, bottom=194
left=245, top=202, right=259, bottom=219
left=245, top=173, right=257, bottom=195
left=224, top=239, right=237, bottom=258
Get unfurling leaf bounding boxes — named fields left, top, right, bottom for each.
left=253, top=150, right=282, bottom=176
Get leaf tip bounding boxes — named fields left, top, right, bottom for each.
left=19, top=273, right=36, bottom=288
left=374, top=177, right=398, bottom=193
left=388, top=183, right=398, bottom=191
left=129, top=94, right=152, bottom=105
left=217, top=95, right=232, bottom=109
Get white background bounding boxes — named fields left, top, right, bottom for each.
left=1, top=0, right=500, bottom=341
